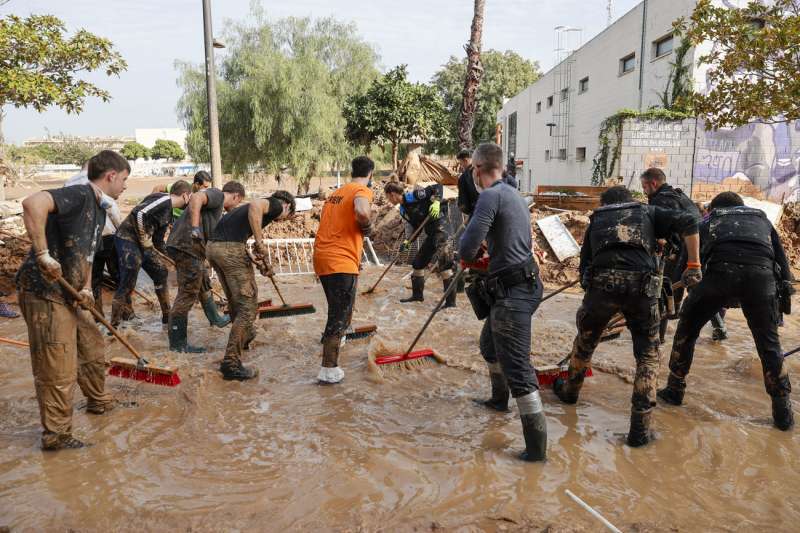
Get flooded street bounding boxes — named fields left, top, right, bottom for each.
left=1, top=267, right=798, bottom=531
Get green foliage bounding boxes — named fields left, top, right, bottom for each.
left=431, top=50, right=540, bottom=153
left=120, top=141, right=150, bottom=160
left=591, top=108, right=690, bottom=185
left=3, top=139, right=98, bottom=166
left=150, top=139, right=185, bottom=161
left=176, top=7, right=380, bottom=191
left=677, top=0, right=800, bottom=127
left=659, top=35, right=693, bottom=113
left=343, top=65, right=449, bottom=169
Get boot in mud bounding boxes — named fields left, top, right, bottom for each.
left=712, top=326, right=728, bottom=341
left=318, top=335, right=344, bottom=384
left=516, top=391, right=547, bottom=462
left=473, top=363, right=510, bottom=412
left=627, top=408, right=654, bottom=447
left=400, top=276, right=425, bottom=303
left=441, top=278, right=457, bottom=309
left=772, top=396, right=794, bottom=431
left=553, top=374, right=583, bottom=405
left=42, top=434, right=88, bottom=451
left=201, top=293, right=231, bottom=328
left=220, top=356, right=259, bottom=381
left=657, top=373, right=686, bottom=406
left=156, top=289, right=170, bottom=324
left=168, top=315, right=206, bottom=353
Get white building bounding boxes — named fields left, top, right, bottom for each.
left=134, top=128, right=188, bottom=152
left=496, top=0, right=764, bottom=193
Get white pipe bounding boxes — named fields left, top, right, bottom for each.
left=565, top=489, right=622, bottom=533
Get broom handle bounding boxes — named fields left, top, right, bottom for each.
left=541, top=279, right=580, bottom=303
left=268, top=275, right=288, bottom=306
left=0, top=229, right=32, bottom=244
left=0, top=336, right=29, bottom=347
left=785, top=346, right=800, bottom=358
left=102, top=275, right=155, bottom=306
left=365, top=215, right=431, bottom=294
left=404, top=267, right=466, bottom=357
left=56, top=276, right=144, bottom=363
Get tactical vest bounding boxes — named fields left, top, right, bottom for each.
left=589, top=202, right=656, bottom=258
left=703, top=206, right=773, bottom=257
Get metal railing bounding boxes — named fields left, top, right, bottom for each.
left=244, top=238, right=381, bottom=276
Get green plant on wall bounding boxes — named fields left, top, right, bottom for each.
left=659, top=35, right=693, bottom=113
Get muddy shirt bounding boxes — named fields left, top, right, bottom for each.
left=116, top=193, right=173, bottom=246
left=699, top=218, right=792, bottom=279
left=167, top=188, right=224, bottom=258
left=579, top=205, right=698, bottom=275
left=210, top=199, right=282, bottom=243
left=459, top=180, right=532, bottom=276
left=16, top=184, right=106, bottom=304
left=400, top=183, right=444, bottom=231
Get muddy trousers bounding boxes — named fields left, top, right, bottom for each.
left=18, top=290, right=112, bottom=448
left=168, top=247, right=208, bottom=319
left=206, top=242, right=257, bottom=365
left=91, top=234, right=118, bottom=316
left=668, top=263, right=790, bottom=397
left=319, top=273, right=357, bottom=342
left=565, top=287, right=661, bottom=412
left=479, top=277, right=543, bottom=397
left=112, top=237, right=170, bottom=322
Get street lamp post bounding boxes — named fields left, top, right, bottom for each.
left=202, top=0, right=223, bottom=187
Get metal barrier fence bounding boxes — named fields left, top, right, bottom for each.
left=243, top=238, right=381, bottom=276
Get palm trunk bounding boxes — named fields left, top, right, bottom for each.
left=458, top=0, right=486, bottom=150
left=0, top=108, right=6, bottom=202
left=392, top=141, right=399, bottom=172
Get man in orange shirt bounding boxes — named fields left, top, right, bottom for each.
left=313, top=156, right=375, bottom=384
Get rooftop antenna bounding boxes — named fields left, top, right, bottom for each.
left=607, top=0, right=613, bottom=27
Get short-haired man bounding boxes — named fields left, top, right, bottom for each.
left=207, top=190, right=296, bottom=380
left=111, top=180, right=192, bottom=327
left=384, top=181, right=456, bottom=307
left=166, top=181, right=246, bottom=353
left=313, top=156, right=374, bottom=384
left=17, top=150, right=129, bottom=450
left=659, top=191, right=796, bottom=430
left=457, top=148, right=517, bottom=218
left=459, top=143, right=546, bottom=461
left=553, top=185, right=700, bottom=447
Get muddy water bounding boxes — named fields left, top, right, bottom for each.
left=1, top=268, right=799, bottom=531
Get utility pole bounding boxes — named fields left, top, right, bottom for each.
left=202, top=0, right=223, bottom=187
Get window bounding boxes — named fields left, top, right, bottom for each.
left=558, top=148, right=567, bottom=161
left=508, top=112, right=518, bottom=157
left=576, top=147, right=586, bottom=161
left=654, top=34, right=674, bottom=58
left=560, top=88, right=569, bottom=101
left=545, top=150, right=550, bottom=161
left=620, top=53, right=636, bottom=74
left=579, top=77, right=589, bottom=93
left=536, top=102, right=541, bottom=113
left=547, top=95, right=553, bottom=107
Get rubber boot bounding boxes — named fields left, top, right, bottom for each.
left=657, top=373, right=686, bottom=406
left=517, top=391, right=547, bottom=462
left=168, top=315, right=206, bottom=353
left=772, top=396, right=794, bottom=431
left=400, top=276, right=425, bottom=303
left=110, top=302, right=124, bottom=328
left=626, top=408, right=653, bottom=447
left=318, top=335, right=344, bottom=384
left=441, top=278, right=457, bottom=309
left=553, top=367, right=585, bottom=405
left=201, top=293, right=231, bottom=328
left=220, top=356, right=259, bottom=381
left=473, top=363, right=510, bottom=412
left=712, top=326, right=728, bottom=341
left=456, top=275, right=466, bottom=294
left=156, top=289, right=170, bottom=325
left=43, top=434, right=88, bottom=451
left=659, top=319, right=668, bottom=345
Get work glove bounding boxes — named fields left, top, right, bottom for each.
left=257, top=260, right=275, bottom=278
left=74, top=288, right=95, bottom=311
left=681, top=263, right=703, bottom=288
left=428, top=199, right=441, bottom=219
left=400, top=240, right=411, bottom=252
left=35, top=250, right=62, bottom=282
left=190, top=226, right=203, bottom=241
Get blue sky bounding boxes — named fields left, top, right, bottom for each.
left=2, top=0, right=640, bottom=143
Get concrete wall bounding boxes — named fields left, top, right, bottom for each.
left=619, top=118, right=696, bottom=192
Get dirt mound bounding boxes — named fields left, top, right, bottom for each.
left=531, top=207, right=589, bottom=284
left=778, top=202, right=800, bottom=277
left=0, top=222, right=29, bottom=297
left=265, top=201, right=321, bottom=239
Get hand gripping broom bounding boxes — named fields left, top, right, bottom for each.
left=247, top=249, right=315, bottom=318
left=56, top=276, right=180, bottom=386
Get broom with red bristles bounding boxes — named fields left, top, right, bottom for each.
left=56, top=276, right=180, bottom=387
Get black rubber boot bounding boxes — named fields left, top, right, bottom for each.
left=712, top=327, right=728, bottom=341
left=553, top=374, right=583, bottom=405
left=156, top=289, right=170, bottom=325
left=657, top=373, right=686, bottom=406
left=201, top=293, right=231, bottom=328
left=627, top=408, right=653, bottom=447
left=473, top=365, right=510, bottom=412
left=168, top=315, right=206, bottom=353
left=517, top=391, right=547, bottom=462
left=659, top=319, right=668, bottom=345
left=772, top=396, right=794, bottom=431
left=400, top=276, right=425, bottom=303
left=220, top=357, right=259, bottom=381
left=441, top=278, right=457, bottom=309
left=456, top=275, right=466, bottom=294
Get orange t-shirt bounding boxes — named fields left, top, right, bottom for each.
left=313, top=182, right=374, bottom=276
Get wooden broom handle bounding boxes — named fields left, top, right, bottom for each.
left=365, top=215, right=431, bottom=294
left=0, top=336, right=29, bottom=347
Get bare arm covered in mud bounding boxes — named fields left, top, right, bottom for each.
left=354, top=196, right=372, bottom=232
left=22, top=191, right=56, bottom=255
left=189, top=190, right=209, bottom=229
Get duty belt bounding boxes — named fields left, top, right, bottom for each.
left=486, top=259, right=538, bottom=296
left=590, top=268, right=648, bottom=292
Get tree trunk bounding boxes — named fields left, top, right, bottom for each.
left=392, top=141, right=399, bottom=172
left=458, top=0, right=486, bottom=150
left=0, top=108, right=6, bottom=202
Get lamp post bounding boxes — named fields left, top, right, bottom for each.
left=202, top=0, right=223, bottom=187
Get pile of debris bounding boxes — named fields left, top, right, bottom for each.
left=778, top=201, right=800, bottom=277
left=0, top=217, right=28, bottom=296
left=531, top=207, right=589, bottom=284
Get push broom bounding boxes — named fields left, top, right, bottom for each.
left=56, top=276, right=180, bottom=387
left=247, top=249, right=315, bottom=318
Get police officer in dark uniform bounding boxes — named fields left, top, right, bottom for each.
left=384, top=181, right=456, bottom=308
left=553, top=185, right=700, bottom=447
left=459, top=143, right=546, bottom=462
left=658, top=192, right=795, bottom=430
left=458, top=150, right=517, bottom=218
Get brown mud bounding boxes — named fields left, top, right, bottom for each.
left=1, top=267, right=799, bottom=531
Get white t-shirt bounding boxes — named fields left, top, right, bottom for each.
left=64, top=172, right=121, bottom=237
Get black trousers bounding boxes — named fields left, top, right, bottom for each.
left=668, top=262, right=790, bottom=397
left=91, top=234, right=119, bottom=299
left=412, top=224, right=449, bottom=271
left=479, top=275, right=543, bottom=397
left=320, top=273, right=357, bottom=339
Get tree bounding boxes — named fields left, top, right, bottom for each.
left=0, top=14, right=126, bottom=198
left=458, top=0, right=486, bottom=149
left=432, top=50, right=540, bottom=153
left=343, top=65, right=449, bottom=170
left=120, top=141, right=150, bottom=160
left=679, top=0, right=800, bottom=128
left=176, top=8, right=380, bottom=193
left=150, top=139, right=185, bottom=161
left=658, top=35, right=692, bottom=113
